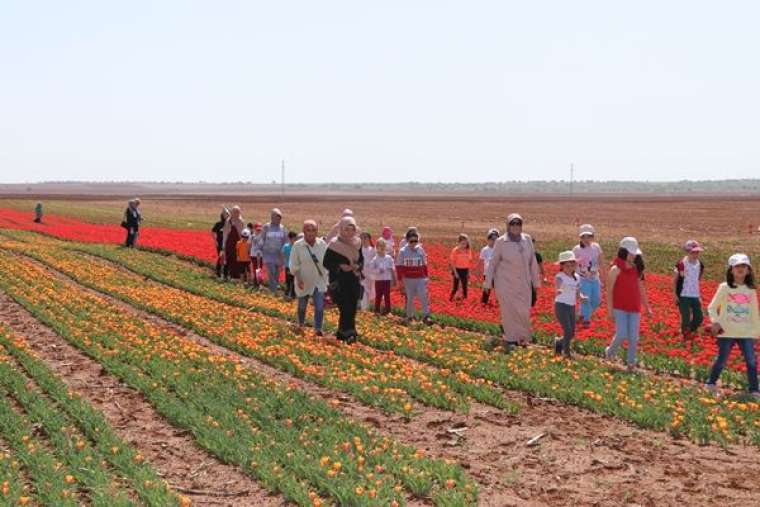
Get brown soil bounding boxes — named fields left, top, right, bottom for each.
left=0, top=292, right=284, bottom=507
left=10, top=256, right=760, bottom=507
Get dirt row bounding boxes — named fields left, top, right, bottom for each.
left=2, top=258, right=760, bottom=506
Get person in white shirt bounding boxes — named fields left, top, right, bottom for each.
left=479, top=228, right=499, bottom=305
left=554, top=251, right=587, bottom=357
left=359, top=232, right=376, bottom=310
left=369, top=238, right=397, bottom=314
left=289, top=220, right=329, bottom=336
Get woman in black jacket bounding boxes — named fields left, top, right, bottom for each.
left=323, top=217, right=363, bottom=343
left=123, top=198, right=143, bottom=247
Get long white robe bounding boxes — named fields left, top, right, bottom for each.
left=485, top=233, right=540, bottom=343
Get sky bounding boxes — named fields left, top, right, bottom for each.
left=1, top=1, right=759, bottom=184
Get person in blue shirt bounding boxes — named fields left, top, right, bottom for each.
left=282, top=230, right=298, bottom=299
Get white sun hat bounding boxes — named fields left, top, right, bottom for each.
left=619, top=237, right=642, bottom=256
left=578, top=224, right=596, bottom=237
left=558, top=251, right=577, bottom=263
left=728, top=253, right=751, bottom=267
left=241, top=228, right=251, bottom=238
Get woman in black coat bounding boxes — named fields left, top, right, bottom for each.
left=323, top=217, right=363, bottom=343
left=123, top=198, right=143, bottom=247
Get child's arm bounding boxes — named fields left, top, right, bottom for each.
left=707, top=284, right=725, bottom=335
left=597, top=247, right=608, bottom=286
left=605, top=266, right=619, bottom=321
left=639, top=278, right=652, bottom=316
left=672, top=266, right=681, bottom=304
left=750, top=290, right=760, bottom=338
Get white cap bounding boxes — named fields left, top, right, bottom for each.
left=728, top=253, right=751, bottom=267
left=241, top=228, right=251, bottom=238
left=619, top=237, right=642, bottom=256
left=578, top=224, right=595, bottom=237
left=558, top=250, right=577, bottom=263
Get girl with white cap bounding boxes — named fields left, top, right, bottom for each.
left=554, top=250, right=586, bottom=357
left=572, top=224, right=606, bottom=328
left=704, top=254, right=760, bottom=398
left=485, top=213, right=541, bottom=349
left=604, top=237, right=652, bottom=371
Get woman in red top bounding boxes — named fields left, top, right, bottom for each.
left=604, top=237, right=653, bottom=371
left=449, top=234, right=472, bottom=301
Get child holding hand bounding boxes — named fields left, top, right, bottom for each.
left=554, top=251, right=586, bottom=357
left=369, top=238, right=396, bottom=314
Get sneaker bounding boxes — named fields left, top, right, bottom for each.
left=553, top=337, right=563, bottom=355
left=750, top=391, right=760, bottom=401
left=315, top=330, right=323, bottom=337
left=625, top=364, right=636, bottom=374
left=704, top=383, right=718, bottom=395
left=422, top=316, right=433, bottom=326
left=581, top=320, right=590, bottom=329
left=604, top=346, right=612, bottom=361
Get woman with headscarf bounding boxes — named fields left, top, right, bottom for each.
left=325, top=209, right=355, bottom=242
left=485, top=213, right=541, bottom=349
left=123, top=198, right=143, bottom=247
left=323, top=217, right=363, bottom=343
left=211, top=208, right=230, bottom=279
left=222, top=206, right=246, bottom=280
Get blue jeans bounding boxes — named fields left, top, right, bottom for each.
left=608, top=310, right=641, bottom=366
left=297, top=288, right=325, bottom=331
left=265, top=262, right=282, bottom=292
left=707, top=338, right=759, bottom=392
left=579, top=278, right=601, bottom=321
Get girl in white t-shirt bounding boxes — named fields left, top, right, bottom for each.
left=554, top=251, right=587, bottom=357
left=369, top=238, right=396, bottom=314
left=479, top=229, right=499, bottom=305
left=359, top=232, right=376, bottom=310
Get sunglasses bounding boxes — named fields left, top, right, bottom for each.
left=408, top=239, right=419, bottom=244
left=508, top=221, right=522, bottom=226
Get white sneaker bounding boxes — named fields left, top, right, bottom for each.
left=751, top=391, right=760, bottom=401
left=604, top=346, right=612, bottom=360
left=704, top=383, right=718, bottom=395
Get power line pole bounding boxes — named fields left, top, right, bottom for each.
left=569, top=163, right=574, bottom=197
left=281, top=160, right=285, bottom=197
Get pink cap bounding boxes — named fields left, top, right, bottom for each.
left=684, top=240, right=704, bottom=253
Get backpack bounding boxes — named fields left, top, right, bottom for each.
left=675, top=258, right=705, bottom=296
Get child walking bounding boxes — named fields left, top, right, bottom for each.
left=449, top=234, right=472, bottom=301
left=369, top=238, right=396, bottom=314
left=605, top=237, right=653, bottom=372
left=359, top=232, right=376, bottom=310
left=704, top=254, right=760, bottom=399
left=572, top=224, right=606, bottom=328
left=237, top=228, right=253, bottom=284
left=673, top=239, right=705, bottom=341
left=554, top=251, right=585, bottom=357
left=396, top=229, right=432, bottom=325
left=479, top=229, right=499, bottom=305
left=249, top=223, right=264, bottom=288
left=283, top=231, right=298, bottom=299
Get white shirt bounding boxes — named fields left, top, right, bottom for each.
left=573, top=243, right=602, bottom=279
left=288, top=238, right=329, bottom=297
left=250, top=233, right=263, bottom=256
left=361, top=246, right=376, bottom=278
left=370, top=254, right=396, bottom=281
left=555, top=272, right=580, bottom=306
left=680, top=257, right=701, bottom=298
left=480, top=246, right=494, bottom=274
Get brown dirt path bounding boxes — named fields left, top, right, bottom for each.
left=13, top=257, right=760, bottom=507
left=0, top=292, right=284, bottom=507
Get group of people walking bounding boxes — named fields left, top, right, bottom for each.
left=115, top=200, right=758, bottom=399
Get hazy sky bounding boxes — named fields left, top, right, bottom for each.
left=2, top=1, right=759, bottom=184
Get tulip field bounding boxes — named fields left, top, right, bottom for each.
left=1, top=201, right=760, bottom=505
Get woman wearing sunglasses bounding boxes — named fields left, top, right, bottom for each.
left=485, top=213, right=542, bottom=349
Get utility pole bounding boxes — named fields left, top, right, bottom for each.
left=569, top=163, right=574, bottom=197
left=281, top=160, right=285, bottom=197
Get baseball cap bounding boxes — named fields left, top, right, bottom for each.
left=578, top=224, right=595, bottom=237
left=507, top=213, right=523, bottom=225
left=683, top=240, right=704, bottom=253
left=487, top=228, right=500, bottom=239
left=619, top=237, right=642, bottom=256
left=728, top=253, right=751, bottom=267
left=241, top=228, right=251, bottom=238
left=558, top=251, right=576, bottom=263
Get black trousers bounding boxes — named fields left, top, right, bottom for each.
left=125, top=228, right=138, bottom=247
left=285, top=268, right=295, bottom=298
left=450, top=268, right=469, bottom=299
